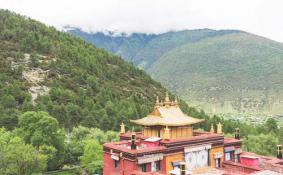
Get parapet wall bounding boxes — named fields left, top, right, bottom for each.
left=222, top=161, right=261, bottom=174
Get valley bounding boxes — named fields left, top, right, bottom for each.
left=67, top=28, right=283, bottom=124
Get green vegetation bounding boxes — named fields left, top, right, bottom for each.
left=0, top=9, right=168, bottom=131
left=66, top=28, right=156, bottom=63
left=0, top=111, right=118, bottom=174
left=149, top=32, right=283, bottom=115
left=18, top=111, right=65, bottom=170
left=0, top=128, right=47, bottom=175
left=0, top=10, right=210, bottom=174
left=213, top=116, right=281, bottom=157
left=1, top=9, right=283, bottom=175
left=80, top=139, right=103, bottom=174
left=69, top=28, right=283, bottom=116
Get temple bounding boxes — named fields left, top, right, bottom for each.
left=103, top=93, right=283, bottom=175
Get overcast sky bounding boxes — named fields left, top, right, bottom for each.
left=1, top=0, right=283, bottom=42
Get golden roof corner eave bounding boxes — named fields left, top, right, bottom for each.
left=130, top=118, right=205, bottom=127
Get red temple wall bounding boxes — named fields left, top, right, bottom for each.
left=103, top=152, right=167, bottom=175
left=103, top=152, right=139, bottom=175
left=240, top=157, right=259, bottom=167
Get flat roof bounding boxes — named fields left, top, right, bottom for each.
left=224, top=137, right=242, bottom=146
left=103, top=140, right=166, bottom=154
left=106, top=131, right=226, bottom=155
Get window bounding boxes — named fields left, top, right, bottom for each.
left=151, top=162, right=156, bottom=172
left=172, top=161, right=180, bottom=169
left=114, top=160, right=119, bottom=168
left=235, top=155, right=239, bottom=163
left=141, top=163, right=147, bottom=172
left=156, top=161, right=161, bottom=171
left=225, top=152, right=231, bottom=161
left=215, top=158, right=221, bottom=168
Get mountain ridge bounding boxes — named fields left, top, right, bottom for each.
left=67, top=27, right=283, bottom=115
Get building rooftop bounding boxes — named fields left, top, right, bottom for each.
left=106, top=130, right=226, bottom=156
left=130, top=93, right=203, bottom=126
left=104, top=94, right=283, bottom=175
left=103, top=140, right=167, bottom=154
left=224, top=137, right=242, bottom=146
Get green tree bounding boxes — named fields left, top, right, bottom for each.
left=0, top=128, right=47, bottom=175
left=265, top=118, right=278, bottom=134
left=80, top=139, right=103, bottom=174
left=279, top=127, right=283, bottom=144
left=64, top=126, right=118, bottom=165
left=18, top=111, right=65, bottom=170
left=243, top=133, right=278, bottom=156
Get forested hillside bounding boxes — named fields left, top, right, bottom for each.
left=68, top=28, right=283, bottom=116
left=0, top=9, right=203, bottom=174
left=0, top=9, right=186, bottom=131
left=1, top=10, right=283, bottom=175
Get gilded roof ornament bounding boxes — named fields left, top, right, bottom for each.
left=120, top=122, right=125, bottom=134
left=164, top=92, right=170, bottom=107
left=155, top=96, right=160, bottom=108
left=210, top=124, right=215, bottom=133
left=217, top=122, right=223, bottom=134
left=174, top=96, right=179, bottom=106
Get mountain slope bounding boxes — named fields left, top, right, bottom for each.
left=67, top=28, right=283, bottom=115
left=132, top=29, right=240, bottom=69
left=66, top=28, right=240, bottom=69
left=66, top=27, right=157, bottom=62
left=0, top=10, right=202, bottom=131
left=149, top=32, right=283, bottom=114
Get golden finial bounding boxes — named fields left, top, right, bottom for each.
left=164, top=92, right=170, bottom=107
left=163, top=126, right=170, bottom=140
left=174, top=96, right=179, bottom=106
left=155, top=96, right=160, bottom=108
left=160, top=100, right=163, bottom=106
left=217, top=122, right=223, bottom=134
left=210, top=124, right=215, bottom=133
left=120, top=122, right=125, bottom=134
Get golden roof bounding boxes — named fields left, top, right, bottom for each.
left=130, top=94, right=204, bottom=126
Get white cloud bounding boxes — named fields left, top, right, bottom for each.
left=0, top=0, right=283, bottom=42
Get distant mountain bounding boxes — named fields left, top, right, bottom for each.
left=1, top=10, right=203, bottom=131
left=66, top=27, right=157, bottom=63
left=67, top=28, right=283, bottom=115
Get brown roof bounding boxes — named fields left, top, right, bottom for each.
left=224, top=137, right=242, bottom=146
left=130, top=105, right=204, bottom=126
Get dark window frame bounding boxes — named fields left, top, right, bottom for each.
left=141, top=163, right=147, bottom=172
left=156, top=161, right=161, bottom=171
left=114, top=160, right=119, bottom=168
